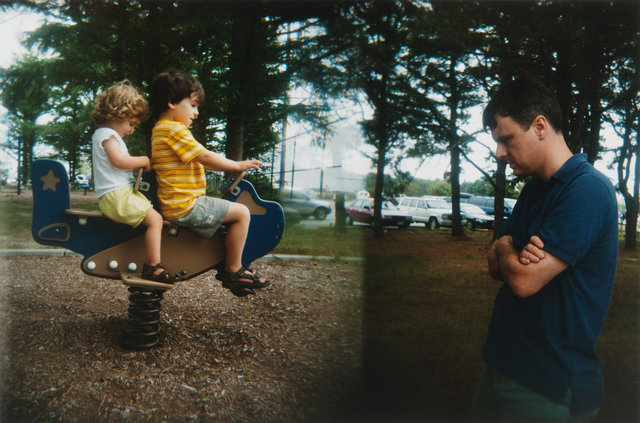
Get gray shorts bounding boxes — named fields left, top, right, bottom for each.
left=172, top=195, right=230, bottom=238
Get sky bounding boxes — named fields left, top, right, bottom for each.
left=0, top=6, right=51, bottom=181
left=0, top=6, right=624, bottom=194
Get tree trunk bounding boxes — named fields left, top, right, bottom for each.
left=448, top=59, right=463, bottom=237
left=623, top=124, right=640, bottom=251
left=623, top=195, right=638, bottom=251
left=20, top=124, right=36, bottom=187
left=617, top=92, right=639, bottom=251
left=373, top=141, right=387, bottom=239
left=492, top=160, right=507, bottom=240
left=225, top=11, right=259, bottom=161
left=334, top=192, right=346, bottom=233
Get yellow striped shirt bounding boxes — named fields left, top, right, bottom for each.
left=151, top=120, right=206, bottom=220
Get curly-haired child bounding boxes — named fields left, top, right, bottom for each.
left=91, top=81, right=179, bottom=283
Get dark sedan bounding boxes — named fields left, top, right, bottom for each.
left=460, top=203, right=494, bottom=230
left=346, top=198, right=412, bottom=228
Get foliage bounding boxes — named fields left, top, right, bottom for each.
left=461, top=179, right=493, bottom=197
left=1, top=1, right=638, bottom=242
left=0, top=56, right=55, bottom=182
left=308, top=1, right=427, bottom=238
left=604, top=11, right=639, bottom=250
left=4, top=1, right=325, bottom=176
left=404, top=2, right=487, bottom=235
left=245, top=172, right=279, bottom=201
left=365, top=172, right=524, bottom=200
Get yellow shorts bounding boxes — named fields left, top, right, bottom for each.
left=98, top=186, right=153, bottom=228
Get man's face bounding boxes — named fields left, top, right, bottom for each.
left=492, top=114, right=540, bottom=177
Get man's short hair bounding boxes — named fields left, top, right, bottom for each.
left=483, top=78, right=563, bottom=132
left=149, top=69, right=205, bottom=119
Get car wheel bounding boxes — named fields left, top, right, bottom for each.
left=314, top=208, right=328, bottom=220
left=346, top=215, right=354, bottom=226
left=466, top=220, right=475, bottom=230
left=427, top=218, right=438, bottom=230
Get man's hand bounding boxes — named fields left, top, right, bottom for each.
left=488, top=234, right=567, bottom=298
left=519, top=236, right=545, bottom=265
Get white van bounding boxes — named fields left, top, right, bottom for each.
left=397, top=196, right=460, bottom=229
left=73, top=174, right=90, bottom=188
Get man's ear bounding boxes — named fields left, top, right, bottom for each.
left=167, top=102, right=175, bottom=110
left=532, top=115, right=547, bottom=140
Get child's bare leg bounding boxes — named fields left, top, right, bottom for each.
left=141, top=209, right=163, bottom=275
left=222, top=203, right=266, bottom=283
left=223, top=203, right=250, bottom=272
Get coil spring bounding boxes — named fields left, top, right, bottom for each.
left=121, top=287, right=164, bottom=350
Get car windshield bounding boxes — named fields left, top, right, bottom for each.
left=357, top=199, right=373, bottom=208
left=280, top=191, right=310, bottom=200
left=427, top=199, right=449, bottom=208
left=461, top=203, right=484, bottom=214
left=382, top=201, right=397, bottom=210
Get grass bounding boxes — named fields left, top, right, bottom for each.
left=0, top=188, right=100, bottom=249
left=0, top=193, right=34, bottom=249
left=1, top=189, right=638, bottom=421
left=361, top=230, right=497, bottom=421
left=359, top=230, right=640, bottom=422
left=273, top=224, right=364, bottom=257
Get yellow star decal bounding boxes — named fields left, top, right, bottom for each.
left=41, top=169, right=61, bottom=192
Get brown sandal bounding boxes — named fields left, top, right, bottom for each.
left=141, top=263, right=180, bottom=284
left=218, top=266, right=269, bottom=290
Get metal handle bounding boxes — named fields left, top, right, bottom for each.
left=222, top=170, right=247, bottom=196
left=133, top=168, right=144, bottom=192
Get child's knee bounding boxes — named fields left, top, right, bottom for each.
left=143, top=208, right=163, bottom=227
left=237, top=203, right=250, bottom=221
left=228, top=202, right=250, bottom=222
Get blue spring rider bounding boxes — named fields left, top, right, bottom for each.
left=31, top=159, right=285, bottom=349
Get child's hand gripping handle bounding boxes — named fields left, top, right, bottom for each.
left=133, top=168, right=144, bottom=192
left=223, top=170, right=247, bottom=196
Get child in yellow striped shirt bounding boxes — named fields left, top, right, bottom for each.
left=149, top=70, right=269, bottom=290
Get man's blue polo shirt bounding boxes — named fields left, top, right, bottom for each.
left=483, top=154, right=618, bottom=415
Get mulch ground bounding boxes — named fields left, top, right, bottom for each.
left=0, top=256, right=363, bottom=422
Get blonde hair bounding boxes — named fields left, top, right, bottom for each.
left=91, top=80, right=149, bottom=124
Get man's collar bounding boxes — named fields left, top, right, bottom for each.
left=550, top=153, right=587, bottom=183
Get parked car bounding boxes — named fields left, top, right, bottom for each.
left=277, top=190, right=332, bottom=220
left=460, top=203, right=494, bottom=230
left=397, top=196, right=462, bottom=230
left=463, top=195, right=516, bottom=217
left=73, top=174, right=91, bottom=190
left=346, top=198, right=412, bottom=228
left=282, top=206, right=302, bottom=224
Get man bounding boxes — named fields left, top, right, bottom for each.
left=473, top=78, right=618, bottom=421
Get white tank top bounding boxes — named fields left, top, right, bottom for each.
left=92, top=127, right=134, bottom=198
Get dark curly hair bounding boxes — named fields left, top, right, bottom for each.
left=148, top=69, right=205, bottom=119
